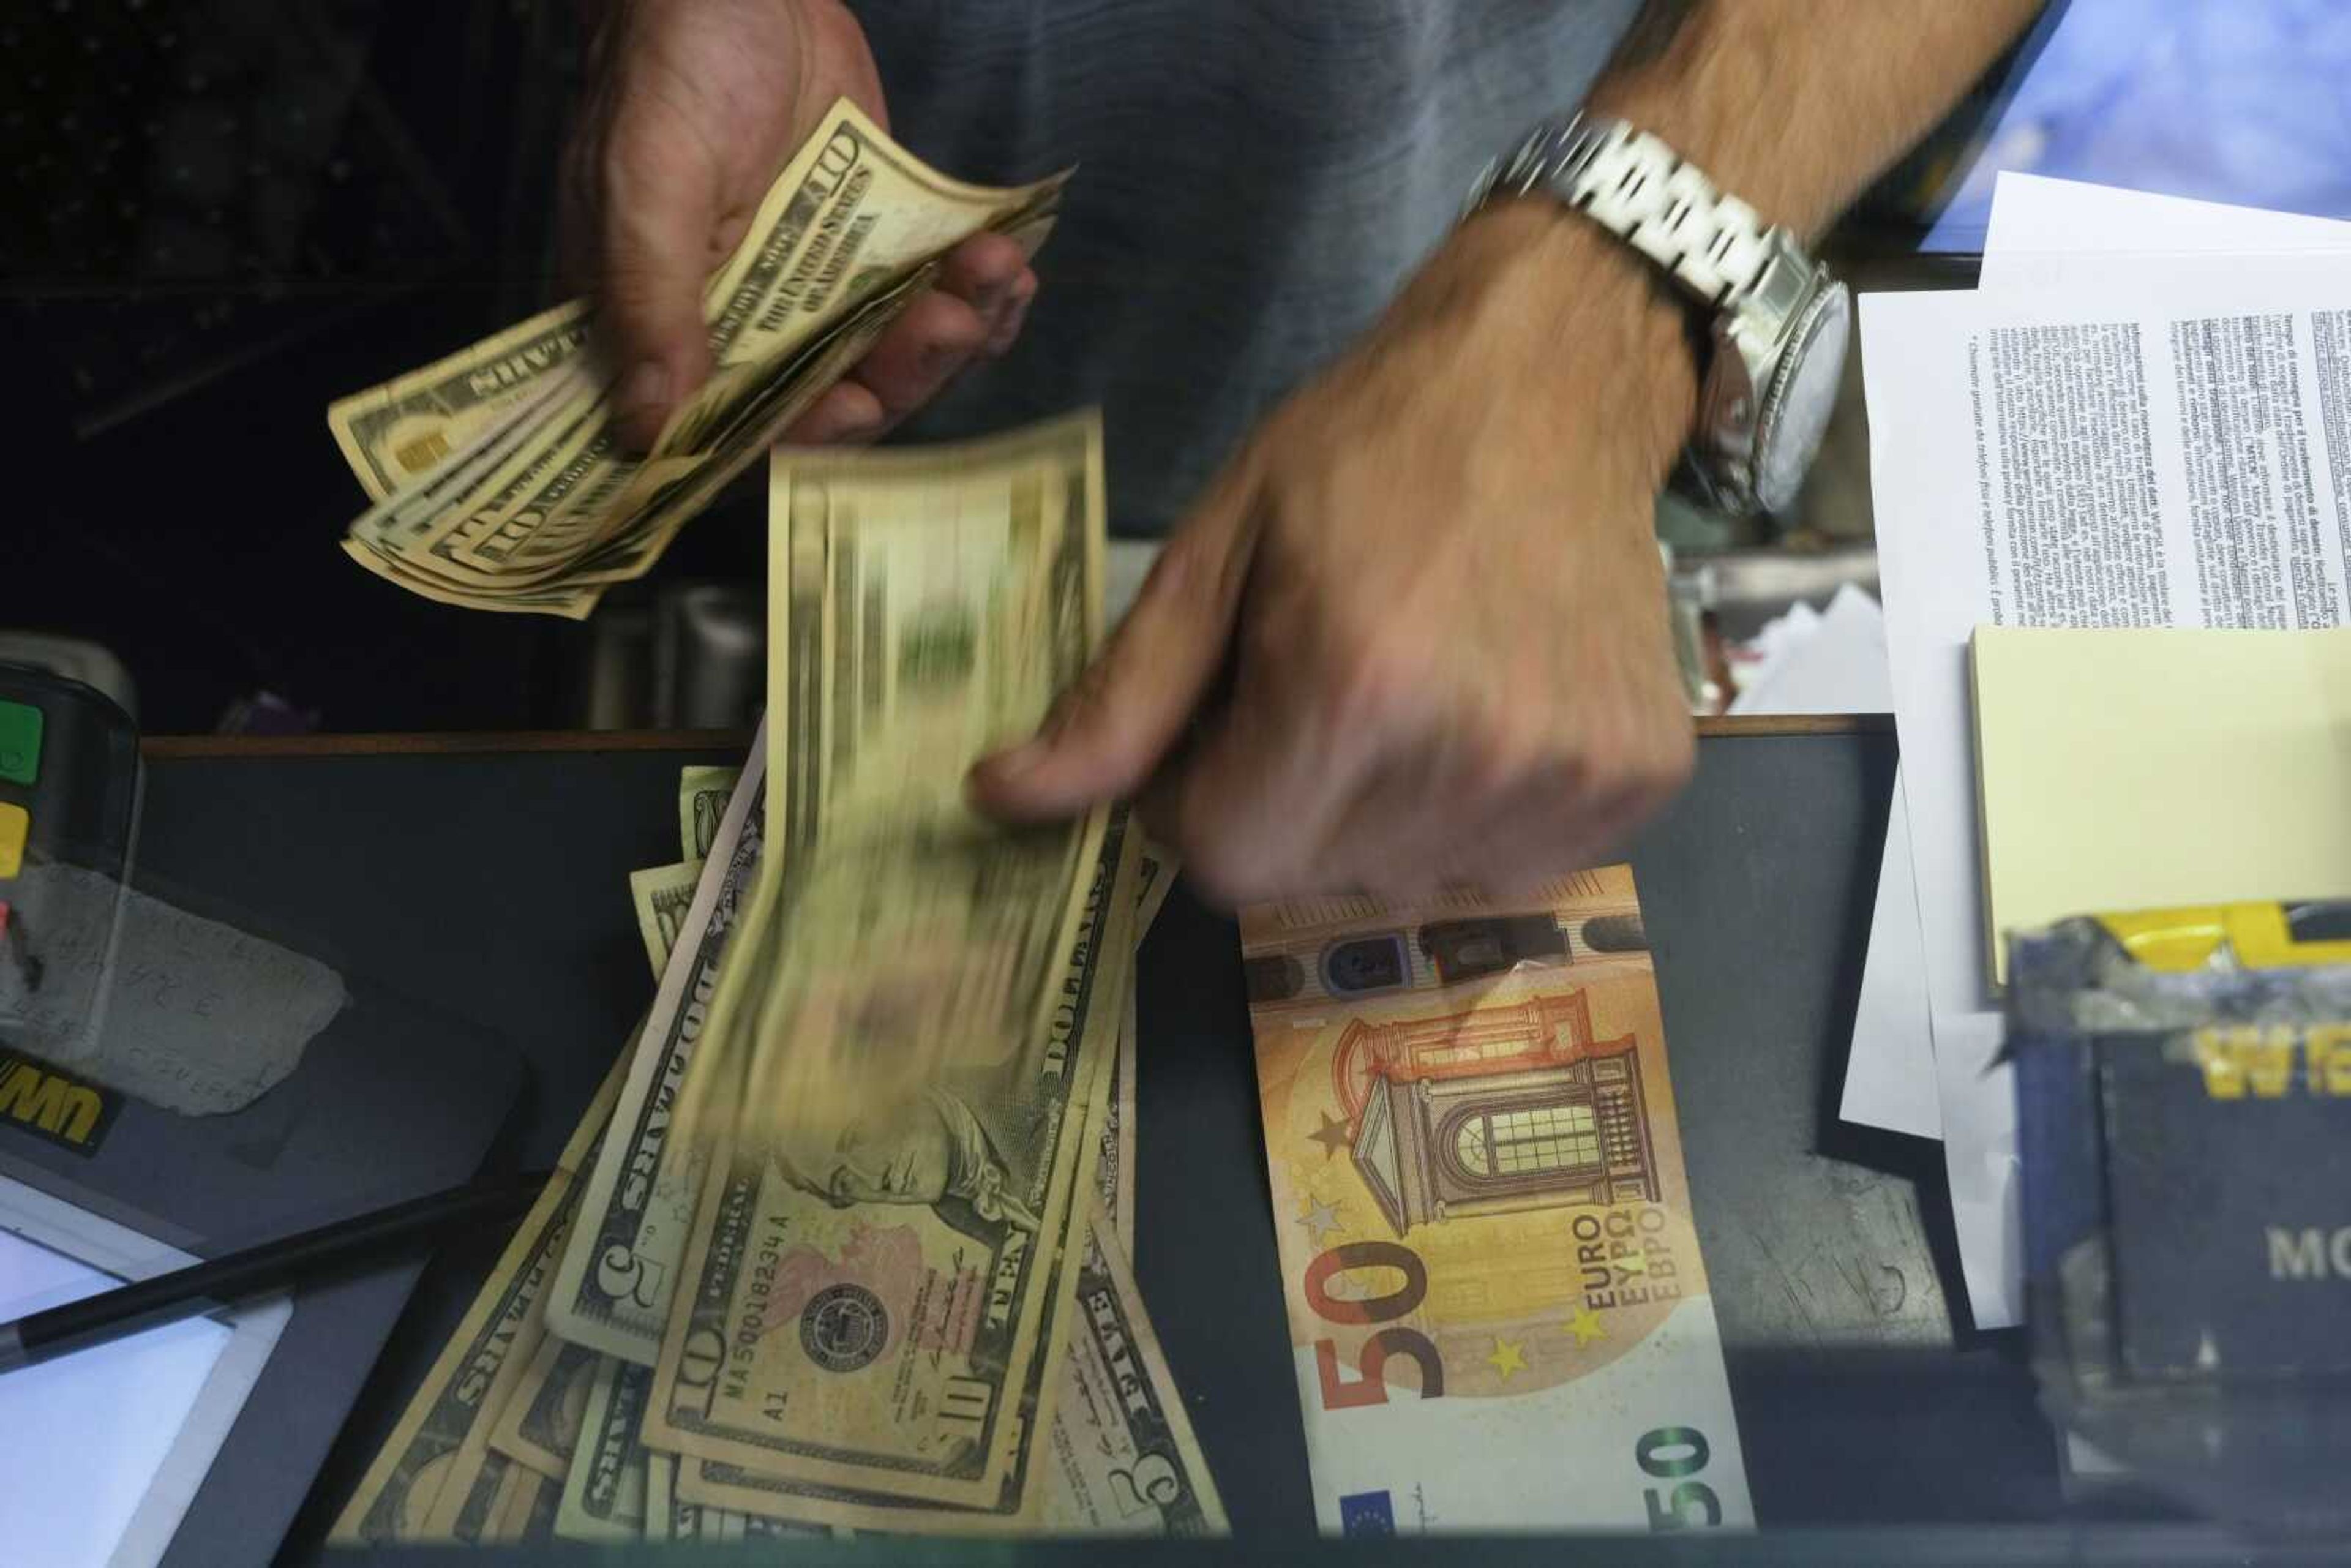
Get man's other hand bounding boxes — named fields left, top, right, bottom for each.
left=566, top=0, right=1039, bottom=449
left=969, top=204, right=1699, bottom=906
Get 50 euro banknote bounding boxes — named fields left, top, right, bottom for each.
left=1242, top=866, right=1752, bottom=1534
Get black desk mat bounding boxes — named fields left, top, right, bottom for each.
left=136, top=730, right=2061, bottom=1556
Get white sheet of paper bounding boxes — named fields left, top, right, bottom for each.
left=1725, top=599, right=1821, bottom=709
left=1982, top=173, right=2351, bottom=287
left=1727, top=583, right=1888, bottom=715
left=1727, top=588, right=1943, bottom=1141
left=1838, top=782, right=1940, bottom=1141
left=1, top=1236, right=231, bottom=1568
left=1864, top=239, right=2351, bottom=1326
left=0, top=1181, right=290, bottom=1568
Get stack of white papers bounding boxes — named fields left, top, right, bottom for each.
left=1854, top=173, right=2351, bottom=1327
left=1725, top=588, right=1941, bottom=1146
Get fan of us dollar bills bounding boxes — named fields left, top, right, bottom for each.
left=332, top=412, right=1217, bottom=1544
left=322, top=100, right=1065, bottom=621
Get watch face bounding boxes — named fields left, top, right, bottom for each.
left=1754, top=282, right=1851, bottom=514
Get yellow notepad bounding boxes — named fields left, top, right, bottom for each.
left=1970, top=625, right=2351, bottom=986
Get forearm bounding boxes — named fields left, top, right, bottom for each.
left=1585, top=0, right=2046, bottom=241
left=1417, top=0, right=2043, bottom=484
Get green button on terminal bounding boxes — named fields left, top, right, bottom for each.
left=0, top=700, right=40, bottom=786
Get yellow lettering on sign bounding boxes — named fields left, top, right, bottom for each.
left=0, top=1059, right=103, bottom=1143
left=2306, top=1024, right=2351, bottom=1097
left=2193, top=1026, right=2297, bottom=1100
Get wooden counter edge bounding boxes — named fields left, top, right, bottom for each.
left=1702, top=712, right=1891, bottom=737
left=138, top=729, right=760, bottom=759
left=139, top=713, right=1889, bottom=760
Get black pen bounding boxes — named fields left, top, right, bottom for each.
left=0, top=1168, right=553, bottom=1373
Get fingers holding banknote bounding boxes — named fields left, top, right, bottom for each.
left=571, top=0, right=1037, bottom=448
left=786, top=236, right=1038, bottom=445
left=967, top=207, right=1697, bottom=904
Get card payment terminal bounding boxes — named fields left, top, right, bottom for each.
left=0, top=664, right=140, bottom=1059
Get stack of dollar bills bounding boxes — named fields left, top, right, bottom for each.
left=333, top=414, right=1220, bottom=1544
left=323, top=100, right=1066, bottom=620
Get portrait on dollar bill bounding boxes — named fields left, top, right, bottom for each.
left=770, top=1083, right=1046, bottom=1244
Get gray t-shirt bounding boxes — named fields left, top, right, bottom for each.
left=855, top=1, right=1641, bottom=536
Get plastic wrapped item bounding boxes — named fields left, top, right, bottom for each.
left=2009, top=903, right=2351, bottom=1534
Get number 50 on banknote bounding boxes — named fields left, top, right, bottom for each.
left=1242, top=866, right=1753, bottom=1535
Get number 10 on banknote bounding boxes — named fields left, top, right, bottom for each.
left=1241, top=866, right=1753, bottom=1534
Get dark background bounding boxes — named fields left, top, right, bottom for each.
left=4, top=0, right=768, bottom=734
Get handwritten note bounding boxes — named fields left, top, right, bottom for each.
left=4, top=865, right=345, bottom=1116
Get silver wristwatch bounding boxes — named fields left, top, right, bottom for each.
left=1464, top=113, right=1851, bottom=515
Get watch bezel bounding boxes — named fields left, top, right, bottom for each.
left=1747, top=274, right=1851, bottom=515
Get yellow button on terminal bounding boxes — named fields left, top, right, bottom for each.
left=0, top=802, right=26, bottom=879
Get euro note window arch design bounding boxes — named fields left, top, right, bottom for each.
left=1442, top=1101, right=1602, bottom=1189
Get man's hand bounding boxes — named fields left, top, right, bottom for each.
left=567, top=0, right=1039, bottom=449
left=963, top=0, right=2041, bottom=904
left=970, top=204, right=1700, bottom=906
